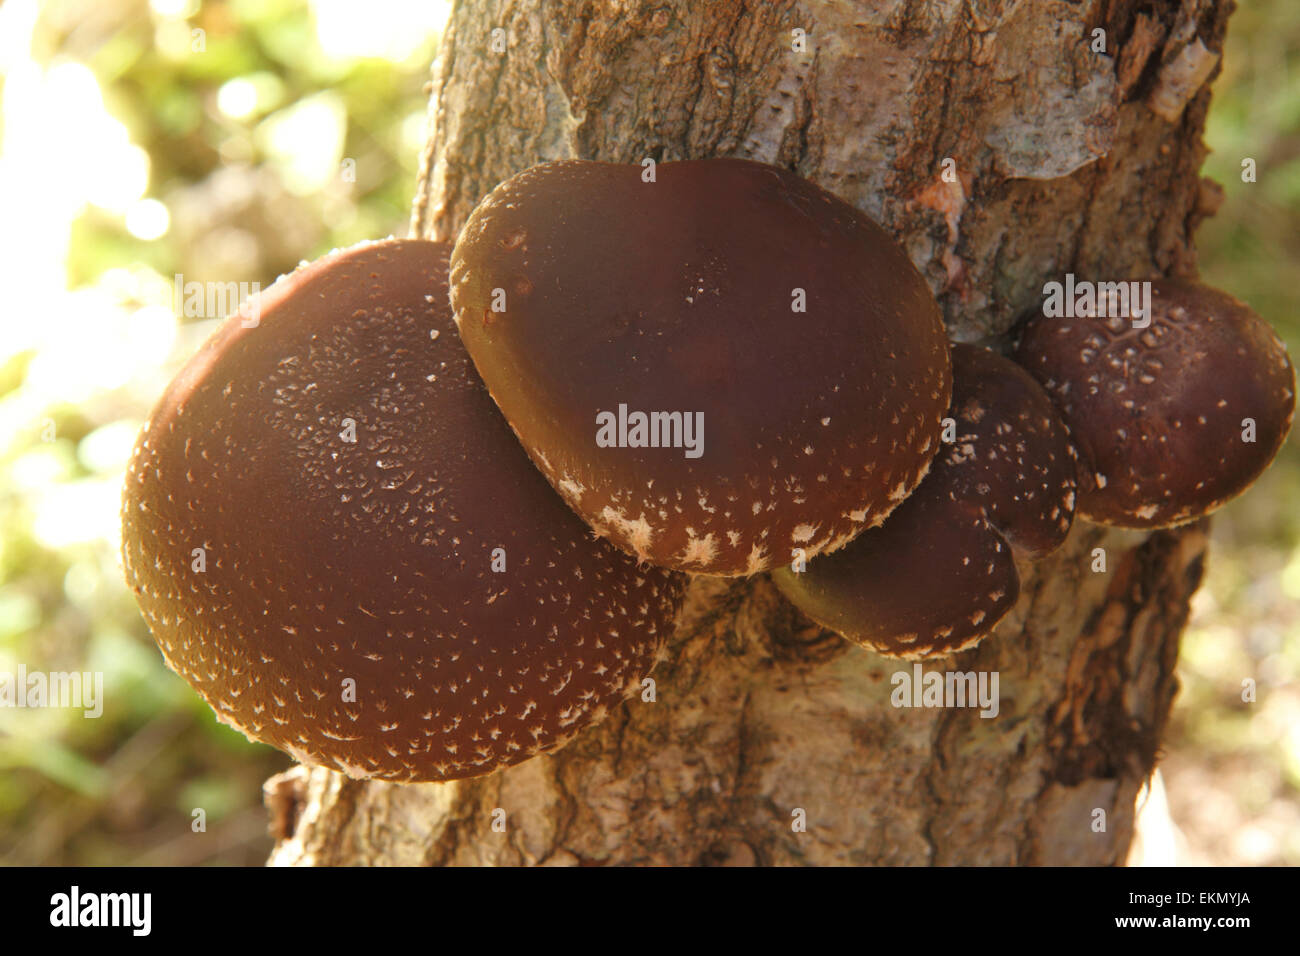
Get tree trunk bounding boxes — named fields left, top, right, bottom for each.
left=266, top=0, right=1229, bottom=866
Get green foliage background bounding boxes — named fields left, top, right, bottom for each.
left=0, top=1, right=1295, bottom=865
left=1, top=0, right=440, bottom=865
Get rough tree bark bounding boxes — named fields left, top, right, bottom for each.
left=265, top=0, right=1231, bottom=865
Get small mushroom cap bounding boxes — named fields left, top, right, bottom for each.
left=772, top=345, right=1075, bottom=659
left=121, top=239, right=685, bottom=783
left=449, top=159, right=952, bottom=576
left=772, top=483, right=1019, bottom=659
left=943, top=344, right=1077, bottom=555
left=1016, top=278, right=1296, bottom=528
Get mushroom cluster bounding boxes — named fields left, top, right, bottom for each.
left=772, top=345, right=1078, bottom=659
left=122, top=159, right=1296, bottom=781
left=773, top=278, right=1294, bottom=658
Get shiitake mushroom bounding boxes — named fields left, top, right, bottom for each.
left=121, top=239, right=685, bottom=783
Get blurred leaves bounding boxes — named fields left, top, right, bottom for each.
left=0, top=0, right=444, bottom=865
left=1162, top=0, right=1300, bottom=865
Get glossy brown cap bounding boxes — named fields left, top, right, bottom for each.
left=449, top=159, right=952, bottom=576
left=772, top=345, right=1076, bottom=658
left=1016, top=278, right=1296, bottom=528
left=941, top=344, right=1078, bottom=556
left=771, top=483, right=1019, bottom=659
left=121, top=239, right=685, bottom=783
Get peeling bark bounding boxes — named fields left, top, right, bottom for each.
left=275, top=0, right=1228, bottom=866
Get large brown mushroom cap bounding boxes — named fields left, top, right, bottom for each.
left=1016, top=278, right=1296, bottom=528
left=772, top=345, right=1076, bottom=658
left=121, top=239, right=685, bottom=783
left=449, top=159, right=952, bottom=576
